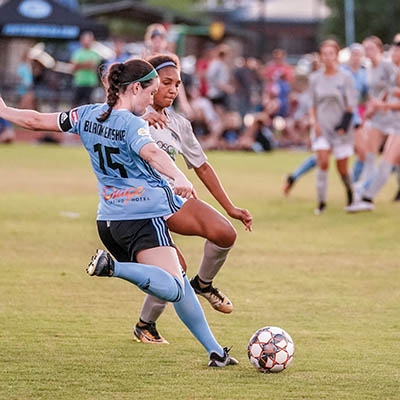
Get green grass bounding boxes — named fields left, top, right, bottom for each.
left=0, top=144, right=399, bottom=400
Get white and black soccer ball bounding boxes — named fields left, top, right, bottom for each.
left=248, top=326, right=295, bottom=373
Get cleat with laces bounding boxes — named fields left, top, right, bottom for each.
left=208, top=346, right=239, bottom=368
left=86, top=249, right=114, bottom=276
left=190, top=276, right=233, bottom=314
left=133, top=320, right=169, bottom=344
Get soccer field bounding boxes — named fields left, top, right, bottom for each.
left=1, top=144, right=399, bottom=400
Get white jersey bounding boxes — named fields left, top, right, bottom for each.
left=145, top=106, right=207, bottom=186
left=366, top=60, right=397, bottom=133
left=309, top=68, right=357, bottom=143
left=385, top=63, right=400, bottom=135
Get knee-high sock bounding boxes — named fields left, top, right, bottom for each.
left=364, top=160, right=393, bottom=200
left=351, top=158, right=364, bottom=183
left=140, top=294, right=168, bottom=324
left=340, top=174, right=353, bottom=205
left=316, top=168, right=328, bottom=204
left=113, top=261, right=184, bottom=302
left=197, top=240, right=232, bottom=283
left=292, top=155, right=317, bottom=180
left=173, top=273, right=224, bottom=356
left=361, top=152, right=377, bottom=183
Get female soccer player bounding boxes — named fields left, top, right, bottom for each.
left=308, top=39, right=358, bottom=214
left=356, top=36, right=396, bottom=188
left=0, top=59, right=237, bottom=367
left=346, top=39, right=400, bottom=212
left=133, top=53, right=253, bottom=344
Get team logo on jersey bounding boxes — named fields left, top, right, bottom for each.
left=137, top=127, right=150, bottom=137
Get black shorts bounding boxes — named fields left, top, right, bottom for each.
left=97, top=217, right=174, bottom=262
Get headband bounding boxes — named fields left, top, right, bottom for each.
left=155, top=61, right=177, bottom=71
left=120, top=68, right=158, bottom=86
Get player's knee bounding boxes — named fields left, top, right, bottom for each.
left=213, top=224, right=237, bottom=248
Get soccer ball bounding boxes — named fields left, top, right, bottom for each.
left=247, top=326, right=295, bottom=373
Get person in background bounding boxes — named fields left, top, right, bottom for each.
left=206, top=44, right=234, bottom=115
left=355, top=36, right=395, bottom=190
left=16, top=49, right=35, bottom=109
left=308, top=39, right=357, bottom=214
left=70, top=31, right=101, bottom=107
left=346, top=37, right=400, bottom=212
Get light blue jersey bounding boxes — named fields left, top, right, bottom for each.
left=58, top=103, right=183, bottom=220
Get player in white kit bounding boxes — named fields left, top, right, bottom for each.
left=133, top=53, right=253, bottom=344
left=308, top=39, right=358, bottom=214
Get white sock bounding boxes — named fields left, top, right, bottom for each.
left=364, top=160, right=393, bottom=200
left=316, top=169, right=328, bottom=204
left=361, top=152, right=377, bottom=183
left=139, top=295, right=167, bottom=324
left=197, top=240, right=232, bottom=284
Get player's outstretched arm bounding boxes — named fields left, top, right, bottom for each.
left=0, top=97, right=60, bottom=132
left=195, top=161, right=253, bottom=231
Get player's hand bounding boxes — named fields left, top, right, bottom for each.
left=173, top=175, right=197, bottom=199
left=228, top=207, right=253, bottom=232
left=143, top=111, right=167, bottom=129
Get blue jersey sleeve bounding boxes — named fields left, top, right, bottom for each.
left=126, top=118, right=154, bottom=155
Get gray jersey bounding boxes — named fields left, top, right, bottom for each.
left=386, top=63, right=400, bottom=135
left=146, top=106, right=207, bottom=187
left=309, top=68, right=358, bottom=143
left=366, top=60, right=397, bottom=132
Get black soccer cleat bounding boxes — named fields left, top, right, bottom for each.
left=86, top=249, right=114, bottom=277
left=208, top=347, right=239, bottom=368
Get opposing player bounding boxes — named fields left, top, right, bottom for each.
left=308, top=39, right=358, bottom=214
left=346, top=38, right=400, bottom=212
left=132, top=53, right=252, bottom=344
left=0, top=59, right=238, bottom=367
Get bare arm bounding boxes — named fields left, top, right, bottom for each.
left=194, top=162, right=253, bottom=231
left=0, top=97, right=60, bottom=131
left=140, top=142, right=196, bottom=199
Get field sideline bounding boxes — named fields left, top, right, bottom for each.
left=0, top=144, right=399, bottom=400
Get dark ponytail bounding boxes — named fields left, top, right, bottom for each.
left=97, top=59, right=157, bottom=122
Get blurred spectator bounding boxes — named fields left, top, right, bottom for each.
left=195, top=42, right=215, bottom=97
left=142, top=23, right=170, bottom=58
left=0, top=118, right=15, bottom=144
left=16, top=49, right=35, bottom=109
left=232, top=57, right=262, bottom=117
left=106, top=37, right=131, bottom=66
left=70, top=31, right=101, bottom=107
left=284, top=74, right=312, bottom=147
left=206, top=44, right=234, bottom=114
left=264, top=48, right=294, bottom=83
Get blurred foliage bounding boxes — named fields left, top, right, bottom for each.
left=322, top=0, right=400, bottom=45
left=79, top=0, right=203, bottom=39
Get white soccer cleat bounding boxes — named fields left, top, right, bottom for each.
left=345, top=201, right=374, bottom=213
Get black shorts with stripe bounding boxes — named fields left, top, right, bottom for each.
left=97, top=217, right=174, bottom=262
